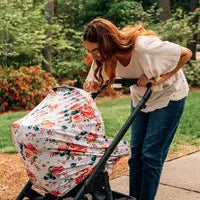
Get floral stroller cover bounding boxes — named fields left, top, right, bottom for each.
left=12, top=86, right=129, bottom=197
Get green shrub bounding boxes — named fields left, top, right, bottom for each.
left=183, top=60, right=200, bottom=87
left=0, top=0, right=69, bottom=69
left=0, top=66, right=58, bottom=112
left=105, top=0, right=144, bottom=28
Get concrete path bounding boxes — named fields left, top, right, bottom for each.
left=110, top=151, right=200, bottom=200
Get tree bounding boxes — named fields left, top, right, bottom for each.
left=80, top=0, right=113, bottom=25
left=42, top=0, right=57, bottom=72
left=105, top=0, right=144, bottom=27
left=159, top=0, right=171, bottom=21
left=187, top=0, right=199, bottom=60
left=0, top=0, right=68, bottom=69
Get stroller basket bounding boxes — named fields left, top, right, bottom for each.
left=13, top=79, right=152, bottom=200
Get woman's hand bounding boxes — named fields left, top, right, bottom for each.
left=83, top=81, right=101, bottom=93
left=137, top=75, right=157, bottom=87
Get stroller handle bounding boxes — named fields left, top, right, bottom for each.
left=91, top=78, right=139, bottom=99
left=74, top=83, right=152, bottom=200
left=91, top=78, right=152, bottom=99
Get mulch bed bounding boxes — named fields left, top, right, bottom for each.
left=1, top=145, right=200, bottom=200
left=0, top=153, right=129, bottom=200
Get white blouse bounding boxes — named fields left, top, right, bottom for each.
left=86, top=36, right=189, bottom=112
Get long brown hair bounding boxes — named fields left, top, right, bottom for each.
left=83, top=18, right=157, bottom=95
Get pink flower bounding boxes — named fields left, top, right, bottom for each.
left=70, top=103, right=82, bottom=110
left=52, top=166, right=65, bottom=176
left=12, top=123, right=20, bottom=129
left=80, top=106, right=95, bottom=119
left=73, top=114, right=83, bottom=122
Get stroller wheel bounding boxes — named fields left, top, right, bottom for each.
left=84, top=193, right=93, bottom=200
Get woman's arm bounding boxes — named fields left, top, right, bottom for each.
left=158, top=47, right=192, bottom=82
left=83, top=60, right=101, bottom=92
left=137, top=47, right=192, bottom=87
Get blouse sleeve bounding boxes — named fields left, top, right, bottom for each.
left=136, top=36, right=182, bottom=91
left=85, top=60, right=97, bottom=82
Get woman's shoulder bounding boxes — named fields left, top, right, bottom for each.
left=135, top=35, right=161, bottom=53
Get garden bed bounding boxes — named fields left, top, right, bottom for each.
left=1, top=144, right=200, bottom=200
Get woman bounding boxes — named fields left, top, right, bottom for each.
left=83, top=18, right=192, bottom=200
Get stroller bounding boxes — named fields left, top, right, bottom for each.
left=12, top=79, right=152, bottom=200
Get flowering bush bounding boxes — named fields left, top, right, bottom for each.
left=0, top=66, right=58, bottom=113
left=183, top=60, right=200, bottom=87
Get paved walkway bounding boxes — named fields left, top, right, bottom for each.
left=110, top=151, right=200, bottom=200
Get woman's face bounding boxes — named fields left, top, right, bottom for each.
left=83, top=40, right=102, bottom=61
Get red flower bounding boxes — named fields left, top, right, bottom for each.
left=29, top=105, right=35, bottom=110
left=77, top=71, right=87, bottom=77
left=52, top=166, right=65, bottom=176
left=3, top=102, right=8, bottom=107
left=80, top=106, right=95, bottom=119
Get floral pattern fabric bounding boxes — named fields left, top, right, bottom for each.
left=12, top=86, right=129, bottom=197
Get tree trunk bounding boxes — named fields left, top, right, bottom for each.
left=42, top=0, right=57, bottom=72
left=187, top=0, right=199, bottom=60
left=159, top=0, right=171, bottom=21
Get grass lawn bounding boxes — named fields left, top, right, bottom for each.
left=0, top=91, right=200, bottom=154
left=0, top=111, right=28, bottom=153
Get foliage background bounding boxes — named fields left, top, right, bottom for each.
left=0, top=0, right=199, bottom=111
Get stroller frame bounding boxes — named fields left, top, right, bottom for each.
left=16, top=79, right=152, bottom=200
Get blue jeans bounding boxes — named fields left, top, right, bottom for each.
left=128, top=98, right=186, bottom=200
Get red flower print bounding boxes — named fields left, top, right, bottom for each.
left=57, top=145, right=69, bottom=151
left=50, top=190, right=61, bottom=196
left=85, top=133, right=98, bottom=143
left=70, top=104, right=82, bottom=111
left=80, top=106, right=95, bottom=119
left=26, top=144, right=38, bottom=154
left=84, top=166, right=95, bottom=177
left=70, top=144, right=87, bottom=153
left=75, top=174, right=84, bottom=184
left=41, top=121, right=55, bottom=128
left=52, top=166, right=65, bottom=176
left=12, top=123, right=20, bottom=129
left=26, top=168, right=36, bottom=183
left=73, top=114, right=83, bottom=122
left=48, top=104, right=58, bottom=111
left=24, top=144, right=38, bottom=164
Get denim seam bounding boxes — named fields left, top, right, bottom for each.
left=160, top=100, right=185, bottom=163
